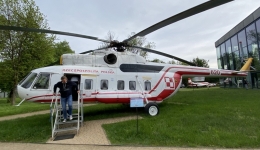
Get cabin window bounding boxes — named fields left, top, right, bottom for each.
left=21, top=72, right=38, bottom=88
left=117, top=80, right=124, bottom=90
left=100, top=80, right=108, bottom=90
left=129, top=81, right=136, bottom=90
left=33, top=73, right=50, bottom=89
left=144, top=80, right=151, bottom=91
left=85, top=79, right=93, bottom=90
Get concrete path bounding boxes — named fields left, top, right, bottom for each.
left=0, top=110, right=50, bottom=121
left=47, top=116, right=140, bottom=145
left=0, top=104, right=95, bottom=122
left=1, top=142, right=259, bottom=150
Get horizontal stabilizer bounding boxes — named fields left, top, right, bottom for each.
left=240, top=58, right=253, bottom=72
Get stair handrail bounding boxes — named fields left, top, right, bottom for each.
left=77, top=92, right=80, bottom=134
left=81, top=89, right=84, bottom=127
left=51, top=88, right=59, bottom=140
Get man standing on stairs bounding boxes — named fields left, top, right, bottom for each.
left=54, top=76, right=80, bottom=122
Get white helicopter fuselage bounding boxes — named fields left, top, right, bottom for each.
left=17, top=50, right=247, bottom=104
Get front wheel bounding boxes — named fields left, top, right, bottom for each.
left=145, top=103, right=159, bottom=116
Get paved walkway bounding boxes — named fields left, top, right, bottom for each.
left=1, top=142, right=259, bottom=150
left=0, top=110, right=50, bottom=121
left=0, top=104, right=95, bottom=122
left=47, top=116, right=140, bottom=145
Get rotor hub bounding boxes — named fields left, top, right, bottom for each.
left=109, top=40, right=128, bottom=52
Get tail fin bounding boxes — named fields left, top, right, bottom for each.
left=240, top=58, right=253, bottom=72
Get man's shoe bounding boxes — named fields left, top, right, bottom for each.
left=69, top=115, right=73, bottom=120
left=63, top=119, right=66, bottom=123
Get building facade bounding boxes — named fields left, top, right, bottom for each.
left=215, top=7, right=260, bottom=89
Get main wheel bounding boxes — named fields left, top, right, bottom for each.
left=145, top=103, right=159, bottom=116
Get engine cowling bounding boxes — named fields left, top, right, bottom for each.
left=104, top=53, right=117, bottom=64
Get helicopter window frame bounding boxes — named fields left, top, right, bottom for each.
left=21, top=72, right=38, bottom=89
left=84, top=79, right=93, bottom=90
left=117, top=80, right=125, bottom=90
left=32, top=73, right=50, bottom=89
left=144, top=80, right=151, bottom=91
left=100, top=79, right=108, bottom=90
left=129, top=81, right=136, bottom=90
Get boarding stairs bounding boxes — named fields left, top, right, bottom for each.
left=50, top=89, right=84, bottom=140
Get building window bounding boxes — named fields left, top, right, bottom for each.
left=144, top=80, right=151, bottom=91
left=233, top=50, right=240, bottom=70
left=216, top=46, right=221, bottom=59
left=246, top=23, right=258, bottom=58
left=217, top=58, right=222, bottom=69
left=33, top=73, right=50, bottom=89
left=238, top=29, right=248, bottom=58
left=117, top=80, right=124, bottom=90
left=231, top=35, right=240, bottom=70
left=225, top=39, right=233, bottom=70
left=129, top=81, right=136, bottom=90
left=85, top=79, right=93, bottom=90
left=256, top=19, right=260, bottom=47
left=246, top=23, right=257, bottom=45
left=100, top=80, right=108, bottom=90
left=220, top=43, right=228, bottom=69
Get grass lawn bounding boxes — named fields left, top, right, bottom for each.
left=0, top=114, right=51, bottom=143
left=0, top=98, right=50, bottom=117
left=103, top=87, right=260, bottom=148
left=0, top=87, right=260, bottom=147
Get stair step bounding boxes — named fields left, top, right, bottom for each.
left=57, top=106, right=82, bottom=110
left=58, top=113, right=79, bottom=117
left=56, top=120, right=81, bottom=125
left=54, top=127, right=78, bottom=133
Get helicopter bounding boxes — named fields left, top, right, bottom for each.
left=0, top=0, right=252, bottom=116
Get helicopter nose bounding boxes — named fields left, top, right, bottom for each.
left=17, top=85, right=28, bottom=99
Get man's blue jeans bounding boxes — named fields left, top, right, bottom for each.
left=61, top=95, right=72, bottom=119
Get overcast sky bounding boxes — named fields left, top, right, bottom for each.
left=34, top=0, right=260, bottom=68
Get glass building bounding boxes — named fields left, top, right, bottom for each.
left=215, top=7, right=260, bottom=89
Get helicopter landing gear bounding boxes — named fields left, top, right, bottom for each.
left=145, top=103, right=159, bottom=116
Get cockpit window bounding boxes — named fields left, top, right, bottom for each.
left=33, top=73, right=50, bottom=89
left=19, top=72, right=32, bottom=85
left=21, top=73, right=37, bottom=88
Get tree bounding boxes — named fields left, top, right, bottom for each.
left=191, top=57, right=209, bottom=68
left=0, top=0, right=56, bottom=104
left=53, top=41, right=74, bottom=64
left=126, top=32, right=155, bottom=59
left=150, top=58, right=165, bottom=63
left=176, top=61, right=189, bottom=66
left=168, top=60, right=176, bottom=64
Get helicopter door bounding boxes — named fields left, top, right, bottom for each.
left=49, top=73, right=62, bottom=100
left=50, top=73, right=62, bottom=90
left=81, top=74, right=97, bottom=102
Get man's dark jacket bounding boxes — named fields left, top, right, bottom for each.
left=54, top=81, right=78, bottom=98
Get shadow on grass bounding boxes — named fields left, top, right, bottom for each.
left=83, top=104, right=147, bottom=121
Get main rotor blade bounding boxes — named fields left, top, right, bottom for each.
left=0, top=25, right=110, bottom=43
left=80, top=46, right=110, bottom=54
left=124, top=0, right=233, bottom=42
left=131, top=46, right=196, bottom=66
